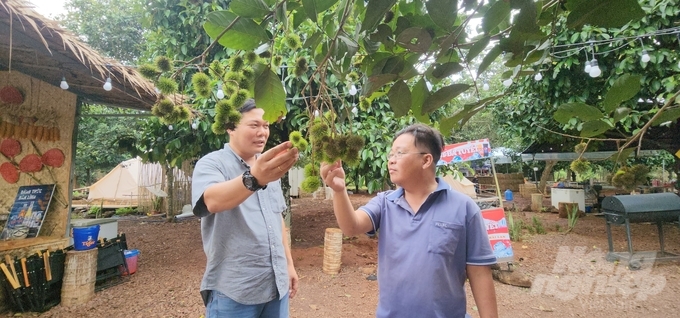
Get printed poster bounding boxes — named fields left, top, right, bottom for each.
left=0, top=184, right=56, bottom=240
left=481, top=207, right=514, bottom=263
left=439, top=139, right=492, bottom=165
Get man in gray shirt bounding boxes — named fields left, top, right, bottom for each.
left=192, top=99, right=299, bottom=317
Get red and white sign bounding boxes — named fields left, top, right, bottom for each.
left=481, top=207, right=514, bottom=263
left=439, top=139, right=491, bottom=164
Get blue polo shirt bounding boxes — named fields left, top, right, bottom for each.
left=359, top=178, right=496, bottom=318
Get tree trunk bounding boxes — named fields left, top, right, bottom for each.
left=165, top=165, right=175, bottom=222
left=538, top=160, right=557, bottom=194
left=675, top=156, right=680, bottom=191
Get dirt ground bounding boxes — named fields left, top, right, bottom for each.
left=5, top=192, right=680, bottom=318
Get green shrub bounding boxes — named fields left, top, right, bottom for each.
left=88, top=206, right=101, bottom=215
left=115, top=207, right=137, bottom=215
left=532, top=216, right=546, bottom=234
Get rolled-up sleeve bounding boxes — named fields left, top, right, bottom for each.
left=192, top=155, right=229, bottom=217
left=465, top=202, right=497, bottom=265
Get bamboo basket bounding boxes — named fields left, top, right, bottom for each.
left=322, top=228, right=343, bottom=275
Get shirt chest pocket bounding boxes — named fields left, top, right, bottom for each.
left=266, top=182, right=286, bottom=213
left=427, top=221, right=464, bottom=255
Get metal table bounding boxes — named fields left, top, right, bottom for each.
left=602, top=193, right=680, bottom=269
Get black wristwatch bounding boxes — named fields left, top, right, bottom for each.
left=242, top=169, right=267, bottom=191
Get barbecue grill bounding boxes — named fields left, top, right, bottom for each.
left=602, top=193, right=680, bottom=269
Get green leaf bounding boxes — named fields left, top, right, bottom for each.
left=422, top=84, right=471, bottom=113
left=477, top=46, right=502, bottom=76
left=465, top=36, right=490, bottom=63
left=567, top=0, right=645, bottom=29
left=580, top=120, right=611, bottom=137
left=554, top=103, right=604, bottom=124
left=608, top=147, right=635, bottom=164
left=388, top=80, right=412, bottom=117
left=363, top=74, right=397, bottom=96
left=411, top=79, right=430, bottom=122
left=426, top=0, right=457, bottom=31
left=361, top=0, right=398, bottom=32
left=612, top=107, right=632, bottom=123
left=428, top=62, right=463, bottom=80
left=301, top=0, right=340, bottom=22
left=603, top=74, right=642, bottom=114
left=651, top=107, right=680, bottom=126
left=204, top=11, right=269, bottom=50
left=483, top=0, right=511, bottom=34
left=254, top=68, right=287, bottom=123
left=396, top=27, right=433, bottom=52
left=229, top=0, right=271, bottom=18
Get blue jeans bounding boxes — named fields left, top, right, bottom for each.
left=206, top=290, right=289, bottom=318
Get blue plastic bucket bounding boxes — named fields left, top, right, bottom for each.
left=73, top=225, right=100, bottom=250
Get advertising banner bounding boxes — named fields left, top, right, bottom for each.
left=0, top=184, right=56, bottom=240
left=481, top=207, right=514, bottom=263
left=439, top=139, right=492, bottom=165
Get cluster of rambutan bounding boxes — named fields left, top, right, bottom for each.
left=139, top=56, right=191, bottom=124
left=300, top=117, right=365, bottom=193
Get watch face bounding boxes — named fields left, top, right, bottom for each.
left=243, top=171, right=259, bottom=191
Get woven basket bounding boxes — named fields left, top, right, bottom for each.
left=322, top=228, right=343, bottom=275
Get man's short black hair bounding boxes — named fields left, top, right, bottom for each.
left=225, top=99, right=257, bottom=130
left=393, top=123, right=445, bottom=164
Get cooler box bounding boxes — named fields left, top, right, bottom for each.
left=70, top=218, right=118, bottom=245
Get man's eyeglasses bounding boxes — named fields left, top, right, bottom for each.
left=387, top=151, right=428, bottom=160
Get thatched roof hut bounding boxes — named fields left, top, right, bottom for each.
left=0, top=0, right=159, bottom=110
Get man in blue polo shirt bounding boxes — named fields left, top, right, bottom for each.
left=320, top=123, right=498, bottom=318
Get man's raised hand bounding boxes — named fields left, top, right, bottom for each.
left=320, top=160, right=346, bottom=192
left=251, top=141, right=299, bottom=185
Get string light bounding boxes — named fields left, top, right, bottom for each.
left=589, top=59, right=602, bottom=78
left=103, top=64, right=112, bottom=91
left=60, top=76, right=69, bottom=90
left=103, top=77, right=112, bottom=91
left=348, top=84, right=358, bottom=96
left=482, top=83, right=489, bottom=91
left=216, top=82, right=225, bottom=99
left=534, top=72, right=543, bottom=81
left=502, top=78, right=512, bottom=88
left=168, top=124, right=173, bottom=131
left=191, top=121, right=198, bottom=130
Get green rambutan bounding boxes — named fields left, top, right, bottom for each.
left=346, top=135, right=365, bottom=152
left=157, top=77, right=178, bottom=95
left=304, top=163, right=319, bottom=177
left=284, top=34, right=302, bottom=50
left=157, top=98, right=175, bottom=115
left=227, top=111, right=242, bottom=124
left=300, top=176, right=321, bottom=193
left=155, top=56, right=172, bottom=72
left=212, top=121, right=226, bottom=135
left=192, top=73, right=212, bottom=98
left=245, top=51, right=259, bottom=64
left=216, top=100, right=233, bottom=115
left=230, top=55, right=245, bottom=71
left=138, top=64, right=161, bottom=80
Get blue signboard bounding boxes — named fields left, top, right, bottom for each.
left=0, top=184, right=56, bottom=240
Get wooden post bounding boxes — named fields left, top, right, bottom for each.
left=322, top=228, right=343, bottom=275
left=61, top=248, right=98, bottom=306
left=531, top=193, right=543, bottom=212
left=490, top=157, right=503, bottom=209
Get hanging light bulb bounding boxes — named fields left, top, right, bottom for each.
left=502, top=78, right=512, bottom=88
left=534, top=73, right=543, bottom=81
left=191, top=121, right=198, bottom=130
left=168, top=124, right=174, bottom=131
left=589, top=59, right=601, bottom=78
left=641, top=50, right=651, bottom=63
left=60, top=77, right=69, bottom=90
left=482, top=83, right=490, bottom=91
left=103, top=77, right=112, bottom=91
left=584, top=61, right=592, bottom=73
left=426, top=81, right=433, bottom=91
left=349, top=84, right=358, bottom=96
left=313, top=110, right=320, bottom=117
left=216, top=83, right=225, bottom=99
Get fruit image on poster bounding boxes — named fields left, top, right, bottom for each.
left=481, top=207, right=514, bottom=263
left=0, top=184, right=55, bottom=240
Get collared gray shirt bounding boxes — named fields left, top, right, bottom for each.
left=191, top=143, right=289, bottom=305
